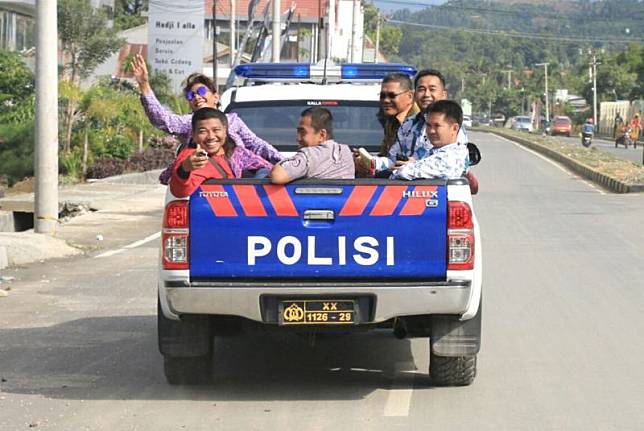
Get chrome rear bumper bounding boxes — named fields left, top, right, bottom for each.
left=161, top=280, right=472, bottom=323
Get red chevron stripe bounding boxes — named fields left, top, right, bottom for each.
left=370, top=186, right=403, bottom=216
left=233, top=185, right=267, bottom=217
left=263, top=185, right=298, bottom=216
left=399, top=186, right=438, bottom=216
left=201, top=185, right=237, bottom=217
left=339, top=185, right=377, bottom=216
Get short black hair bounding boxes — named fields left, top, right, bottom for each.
left=425, top=100, right=463, bottom=126
left=414, top=69, right=446, bottom=89
left=192, top=107, right=227, bottom=131
left=382, top=73, right=413, bottom=92
left=301, top=107, right=334, bottom=139
left=183, top=73, right=217, bottom=96
left=191, top=108, right=235, bottom=157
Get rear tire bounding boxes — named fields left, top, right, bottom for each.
left=158, top=299, right=213, bottom=385
left=164, top=356, right=213, bottom=385
left=429, top=353, right=477, bottom=386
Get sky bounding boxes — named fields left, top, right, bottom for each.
left=371, top=0, right=446, bottom=12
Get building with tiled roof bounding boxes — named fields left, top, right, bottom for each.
left=206, top=0, right=324, bottom=22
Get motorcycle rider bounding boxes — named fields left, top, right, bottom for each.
left=581, top=118, right=594, bottom=147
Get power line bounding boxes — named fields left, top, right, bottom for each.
left=387, top=19, right=644, bottom=44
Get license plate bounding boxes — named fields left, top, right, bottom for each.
left=279, top=300, right=355, bottom=325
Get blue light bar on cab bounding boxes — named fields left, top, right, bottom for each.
left=234, top=63, right=311, bottom=80
left=341, top=63, right=417, bottom=80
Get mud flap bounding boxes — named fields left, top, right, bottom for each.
left=431, top=300, right=481, bottom=357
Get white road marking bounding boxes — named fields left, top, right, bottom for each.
left=493, top=133, right=606, bottom=195
left=383, top=361, right=416, bottom=417
left=95, top=231, right=161, bottom=258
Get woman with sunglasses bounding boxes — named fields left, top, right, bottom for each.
left=131, top=54, right=282, bottom=184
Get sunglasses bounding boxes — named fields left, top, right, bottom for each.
left=379, top=90, right=408, bottom=100
left=186, top=86, right=209, bottom=101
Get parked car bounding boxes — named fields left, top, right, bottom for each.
left=550, top=116, right=572, bottom=136
left=463, top=115, right=473, bottom=128
left=492, top=114, right=506, bottom=127
left=511, top=116, right=534, bottom=132
left=478, top=117, right=491, bottom=126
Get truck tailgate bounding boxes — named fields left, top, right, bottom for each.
left=188, top=180, right=447, bottom=280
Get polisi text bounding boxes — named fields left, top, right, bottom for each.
left=247, top=235, right=395, bottom=266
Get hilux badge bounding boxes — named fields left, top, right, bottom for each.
left=402, top=190, right=438, bottom=199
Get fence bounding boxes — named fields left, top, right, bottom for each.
left=599, top=100, right=643, bottom=136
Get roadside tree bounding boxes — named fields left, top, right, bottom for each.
left=58, top=0, right=124, bottom=152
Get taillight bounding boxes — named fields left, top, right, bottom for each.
left=448, top=201, right=473, bottom=229
left=163, top=200, right=189, bottom=270
left=447, top=201, right=474, bottom=270
left=164, top=200, right=188, bottom=229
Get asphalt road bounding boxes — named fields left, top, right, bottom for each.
left=1, top=132, right=644, bottom=430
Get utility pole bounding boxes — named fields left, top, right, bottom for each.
left=296, top=13, right=301, bottom=62
left=374, top=12, right=380, bottom=63
left=35, top=0, right=59, bottom=234
left=317, top=0, right=324, bottom=61
left=230, top=0, right=236, bottom=67
left=590, top=53, right=601, bottom=127
left=536, top=62, right=550, bottom=123
left=212, top=0, right=218, bottom=86
left=327, top=0, right=335, bottom=60
left=501, top=69, right=512, bottom=90
left=272, top=0, right=281, bottom=62
left=350, top=0, right=360, bottom=62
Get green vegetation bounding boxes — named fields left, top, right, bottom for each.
left=58, top=0, right=125, bottom=152
left=0, top=51, right=35, bottom=186
left=114, top=0, right=147, bottom=31
left=0, top=48, right=181, bottom=185
left=368, top=0, right=644, bottom=117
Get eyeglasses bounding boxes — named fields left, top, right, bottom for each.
left=379, top=90, right=408, bottom=100
left=186, top=86, right=209, bottom=101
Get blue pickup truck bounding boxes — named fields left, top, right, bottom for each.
left=157, top=63, right=482, bottom=387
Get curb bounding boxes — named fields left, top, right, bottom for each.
left=487, top=130, right=644, bottom=193
left=90, top=169, right=163, bottom=185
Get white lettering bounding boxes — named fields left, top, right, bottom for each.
left=386, top=236, right=395, bottom=266
left=307, top=236, right=332, bottom=265
left=277, top=236, right=301, bottom=265
left=353, top=237, right=379, bottom=266
left=247, top=236, right=271, bottom=265
left=338, top=236, right=346, bottom=265
left=246, top=235, right=394, bottom=266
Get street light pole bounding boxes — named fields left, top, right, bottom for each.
left=536, top=62, right=550, bottom=124
left=374, top=12, right=381, bottom=63
left=272, top=0, right=281, bottom=62
left=590, top=53, right=601, bottom=127
left=35, top=0, right=59, bottom=234
left=501, top=69, right=512, bottom=90
left=212, top=0, right=218, bottom=86
left=230, top=0, right=236, bottom=67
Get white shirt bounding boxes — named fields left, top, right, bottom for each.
left=374, top=113, right=468, bottom=172
left=390, top=141, right=469, bottom=180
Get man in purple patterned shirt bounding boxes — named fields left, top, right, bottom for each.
left=131, top=54, right=282, bottom=184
